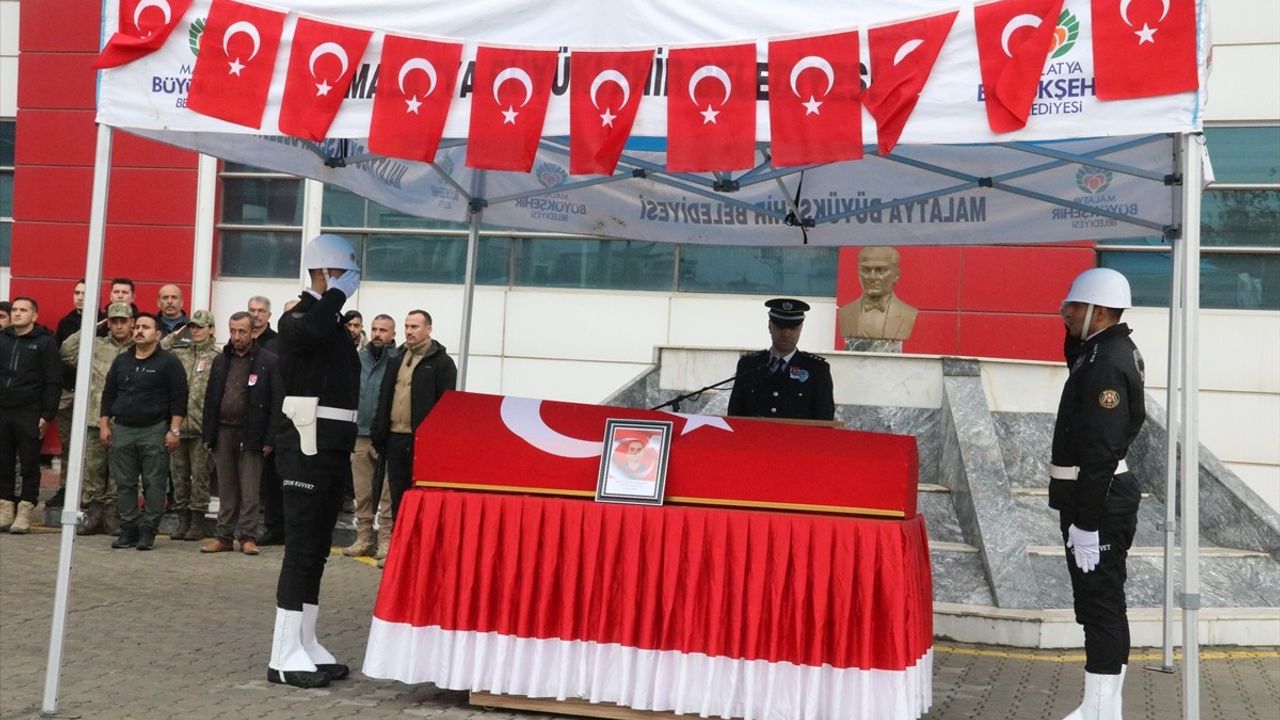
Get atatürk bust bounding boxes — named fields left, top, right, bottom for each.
left=838, top=246, right=919, bottom=349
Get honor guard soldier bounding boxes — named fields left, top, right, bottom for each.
left=267, top=234, right=362, bottom=689
left=727, top=298, right=835, bottom=421
left=1050, top=268, right=1145, bottom=720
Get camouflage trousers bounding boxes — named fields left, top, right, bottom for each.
left=56, top=390, right=74, bottom=488
left=170, top=436, right=213, bottom=512
left=80, top=426, right=116, bottom=506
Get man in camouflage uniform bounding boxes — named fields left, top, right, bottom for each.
left=60, top=302, right=134, bottom=535
left=162, top=309, right=218, bottom=540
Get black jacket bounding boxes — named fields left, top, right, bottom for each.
left=100, top=348, right=188, bottom=427
left=274, top=289, right=360, bottom=453
left=0, top=324, right=63, bottom=419
left=371, top=340, right=457, bottom=450
left=726, top=349, right=835, bottom=421
left=1048, top=323, right=1146, bottom=532
left=202, top=344, right=283, bottom=451
left=56, top=310, right=84, bottom=390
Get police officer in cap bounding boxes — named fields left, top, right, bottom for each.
left=266, top=234, right=362, bottom=688
left=1050, top=268, right=1145, bottom=720
left=727, top=298, right=834, bottom=421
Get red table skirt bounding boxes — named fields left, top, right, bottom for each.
left=365, top=489, right=934, bottom=719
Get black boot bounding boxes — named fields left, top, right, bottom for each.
left=136, top=528, right=156, bottom=551
left=47, top=487, right=66, bottom=508
left=315, top=663, right=350, bottom=681
left=171, top=511, right=190, bottom=539
left=266, top=668, right=330, bottom=688
left=111, top=524, right=139, bottom=549
left=256, top=526, right=286, bottom=546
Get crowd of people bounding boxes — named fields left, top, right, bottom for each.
left=0, top=273, right=456, bottom=567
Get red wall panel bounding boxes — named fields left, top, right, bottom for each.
left=14, top=109, right=98, bottom=167
left=102, top=225, right=196, bottom=283
left=9, top=222, right=91, bottom=279
left=902, top=311, right=960, bottom=356
left=113, top=133, right=200, bottom=170
left=11, top=166, right=94, bottom=222
left=106, top=169, right=199, bottom=225
left=959, top=245, right=1096, bottom=313
left=6, top=277, right=82, bottom=328
left=15, top=53, right=98, bottom=110
left=19, top=1, right=100, bottom=53
left=957, top=312, right=1066, bottom=362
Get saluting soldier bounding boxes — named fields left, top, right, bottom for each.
left=163, top=309, right=219, bottom=541
left=727, top=298, right=835, bottom=421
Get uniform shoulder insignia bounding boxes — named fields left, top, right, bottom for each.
left=798, top=351, right=828, bottom=363
left=742, top=349, right=767, bottom=358
left=1098, top=389, right=1121, bottom=409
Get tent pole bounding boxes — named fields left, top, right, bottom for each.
left=1159, top=146, right=1187, bottom=673
left=457, top=170, right=486, bottom=390
left=191, top=153, right=218, bottom=309
left=41, top=123, right=113, bottom=715
left=1178, top=131, right=1204, bottom=720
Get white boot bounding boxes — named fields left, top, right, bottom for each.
left=267, top=608, right=329, bottom=688
left=1062, top=670, right=1122, bottom=720
left=301, top=603, right=349, bottom=680
left=1108, top=665, right=1127, bottom=720
left=0, top=500, right=15, bottom=531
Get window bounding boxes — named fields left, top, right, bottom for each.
left=0, top=119, right=14, bottom=266
left=217, top=162, right=304, bottom=278
left=512, top=238, right=674, bottom=291
left=679, top=245, right=837, bottom=296
left=1099, top=126, right=1280, bottom=310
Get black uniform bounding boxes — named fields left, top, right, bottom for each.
left=273, top=288, right=360, bottom=611
left=1048, top=323, right=1145, bottom=675
left=726, top=349, right=835, bottom=421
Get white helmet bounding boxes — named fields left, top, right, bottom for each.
left=303, top=234, right=359, bottom=271
left=1064, top=268, right=1132, bottom=309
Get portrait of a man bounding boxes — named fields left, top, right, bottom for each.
left=837, top=246, right=919, bottom=350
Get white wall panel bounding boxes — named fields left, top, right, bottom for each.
left=1209, top=0, right=1280, bottom=47
left=1125, top=308, right=1280, bottom=394
left=1198, top=391, right=1280, bottom=466
left=503, top=289, right=671, bottom=363
left=1228, top=462, right=1280, bottom=512
left=0, top=2, right=18, bottom=57
left=0, top=56, right=17, bottom=117
left=501, top=357, right=652, bottom=403
left=353, top=283, right=507, bottom=356
left=210, top=278, right=296, bottom=335
left=1204, top=45, right=1280, bottom=122
left=667, top=294, right=837, bottom=351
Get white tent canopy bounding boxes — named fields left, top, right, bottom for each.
left=45, top=0, right=1212, bottom=717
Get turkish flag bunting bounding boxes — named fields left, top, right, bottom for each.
left=767, top=31, right=862, bottom=167
left=465, top=46, right=559, bottom=172
left=569, top=50, right=655, bottom=176
left=186, top=0, right=286, bottom=128
left=666, top=43, right=758, bottom=173
left=95, top=0, right=194, bottom=69
left=1092, top=0, right=1198, bottom=99
left=277, top=19, right=372, bottom=141
left=368, top=35, right=462, bottom=163
left=973, top=0, right=1065, bottom=133
left=863, top=11, right=957, bottom=154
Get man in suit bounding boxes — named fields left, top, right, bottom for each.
left=727, top=299, right=834, bottom=421
left=837, top=246, right=918, bottom=349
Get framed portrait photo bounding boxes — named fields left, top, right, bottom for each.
left=595, top=419, right=674, bottom=506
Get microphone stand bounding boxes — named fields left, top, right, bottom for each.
left=649, top=359, right=774, bottom=413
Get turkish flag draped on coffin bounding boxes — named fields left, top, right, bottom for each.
left=767, top=31, right=863, bottom=167
left=666, top=43, right=759, bottom=173
left=465, top=46, right=559, bottom=172
left=186, top=0, right=286, bottom=128
left=863, top=11, right=958, bottom=155
left=973, top=0, right=1066, bottom=133
left=1091, top=0, right=1199, bottom=99
left=277, top=18, right=372, bottom=141
left=368, top=35, right=462, bottom=163
left=95, top=0, right=194, bottom=69
left=569, top=50, right=655, bottom=175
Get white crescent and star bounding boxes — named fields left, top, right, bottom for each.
left=131, top=0, right=172, bottom=36
left=1001, top=14, right=1042, bottom=57
left=493, top=67, right=535, bottom=124
left=589, top=69, right=631, bottom=127
left=498, top=397, right=732, bottom=460
left=222, top=21, right=261, bottom=76
left=398, top=57, right=438, bottom=114
left=688, top=64, right=732, bottom=124
left=1120, top=0, right=1169, bottom=44
left=789, top=55, right=835, bottom=116
left=308, top=42, right=350, bottom=97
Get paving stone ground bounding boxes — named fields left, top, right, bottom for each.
left=1, top=530, right=1276, bottom=720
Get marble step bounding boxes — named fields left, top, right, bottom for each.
left=1011, top=487, right=1153, bottom=499
left=918, top=483, right=949, bottom=493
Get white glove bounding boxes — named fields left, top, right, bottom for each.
left=1066, top=524, right=1101, bottom=574
left=327, top=269, right=361, bottom=299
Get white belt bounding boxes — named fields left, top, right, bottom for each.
left=316, top=406, right=357, bottom=423
left=1050, top=459, right=1128, bottom=480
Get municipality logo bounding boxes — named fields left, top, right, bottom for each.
left=1076, top=166, right=1114, bottom=194
left=535, top=162, right=568, bottom=188
left=1050, top=9, right=1080, bottom=59
left=188, top=17, right=205, bottom=56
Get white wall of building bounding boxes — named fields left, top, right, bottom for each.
left=1, top=0, right=18, bottom=299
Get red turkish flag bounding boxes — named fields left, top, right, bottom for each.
left=95, top=0, right=194, bottom=69
left=767, top=31, right=863, bottom=168
left=863, top=11, right=958, bottom=154
left=666, top=43, right=758, bottom=173
left=465, top=46, right=559, bottom=172
left=1092, top=0, right=1198, bottom=99
left=277, top=19, right=372, bottom=141
left=368, top=36, right=462, bottom=163
left=569, top=50, right=654, bottom=176
left=974, top=0, right=1065, bottom=133
left=186, top=0, right=286, bottom=128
